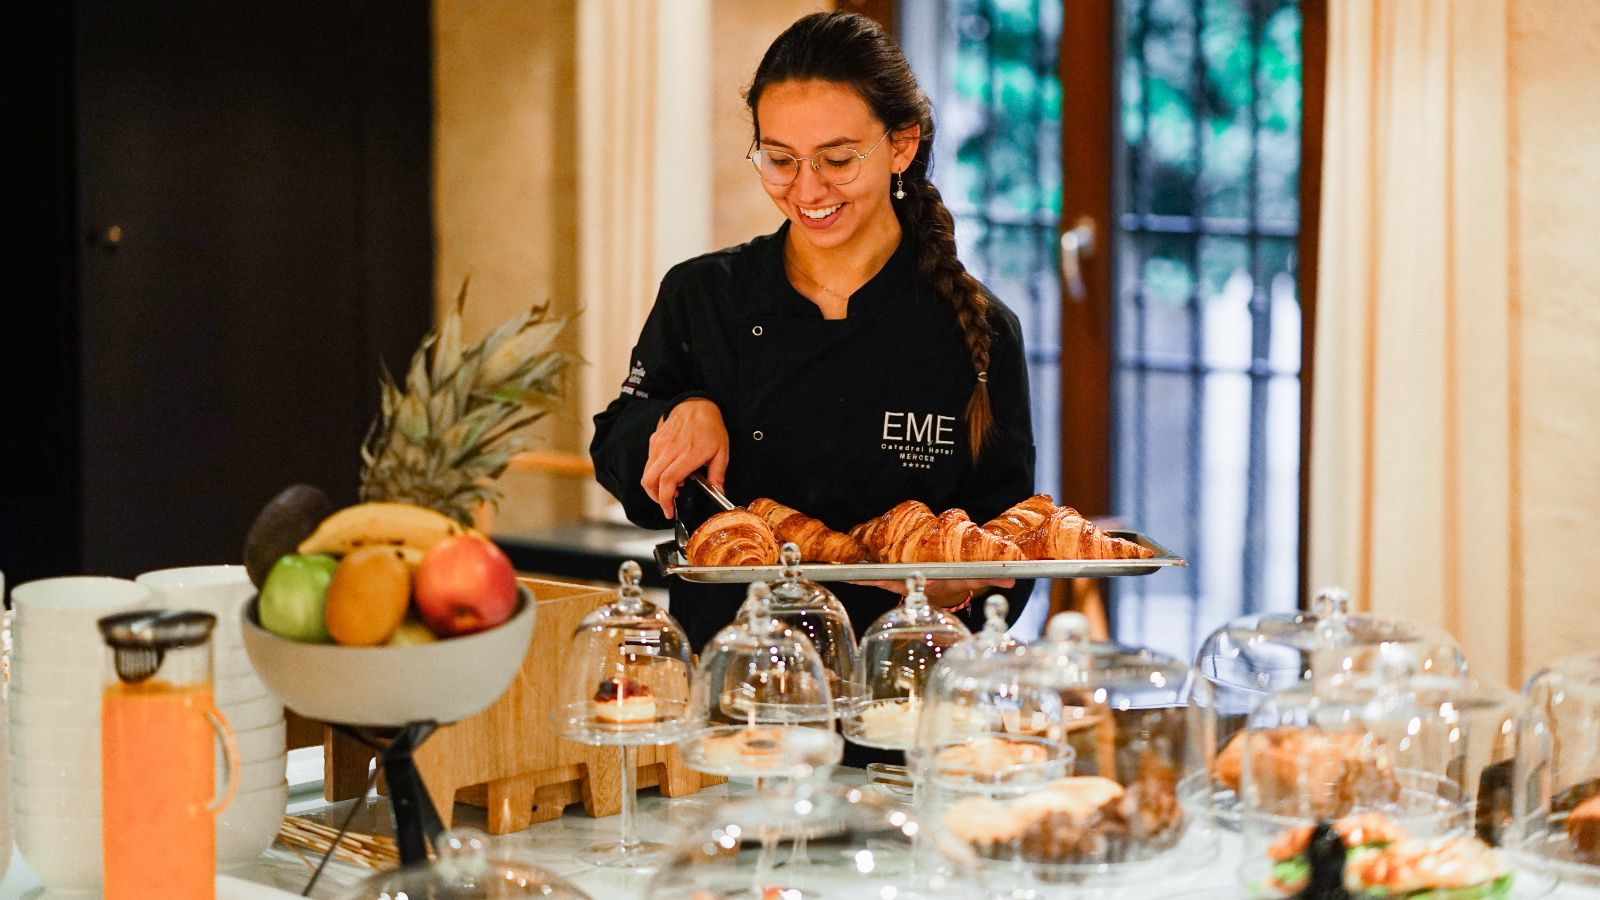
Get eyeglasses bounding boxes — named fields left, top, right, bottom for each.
left=747, top=130, right=893, bottom=186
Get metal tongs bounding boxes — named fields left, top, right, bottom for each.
left=673, top=472, right=737, bottom=549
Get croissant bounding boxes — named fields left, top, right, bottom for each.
left=981, top=494, right=1058, bottom=542
left=1016, top=508, right=1154, bottom=560
left=880, top=509, right=1026, bottom=564
left=849, top=500, right=936, bottom=561
left=686, top=508, right=780, bottom=567
left=748, top=498, right=867, bottom=564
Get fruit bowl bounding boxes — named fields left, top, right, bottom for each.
left=240, top=585, right=535, bottom=727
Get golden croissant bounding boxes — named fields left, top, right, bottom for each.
left=879, top=509, right=1026, bottom=564
left=686, top=508, right=779, bottom=567
left=1016, top=507, right=1154, bottom=560
left=849, top=500, right=936, bottom=561
left=749, top=498, right=867, bottom=564
left=981, top=494, right=1058, bottom=542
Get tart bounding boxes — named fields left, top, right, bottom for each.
left=933, top=736, right=1052, bottom=782
left=593, top=676, right=656, bottom=725
left=699, top=727, right=786, bottom=771
left=857, top=698, right=919, bottom=746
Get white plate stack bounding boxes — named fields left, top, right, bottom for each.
left=9, top=576, right=153, bottom=896
left=136, top=565, right=288, bottom=871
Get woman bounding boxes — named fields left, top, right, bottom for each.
left=591, top=11, right=1035, bottom=652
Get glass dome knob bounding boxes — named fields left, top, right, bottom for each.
left=434, top=828, right=490, bottom=880
left=744, top=580, right=774, bottom=626
left=904, top=572, right=928, bottom=610
left=1045, top=610, right=1091, bottom=644
left=616, top=559, right=645, bottom=612
left=1310, top=585, right=1352, bottom=645
left=779, top=541, right=803, bottom=579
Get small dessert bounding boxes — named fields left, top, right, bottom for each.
left=592, top=676, right=656, bottom=725
left=699, top=727, right=786, bottom=772
left=1265, top=812, right=1408, bottom=895
left=1568, top=794, right=1600, bottom=861
left=1215, top=726, right=1400, bottom=818
left=858, top=698, right=919, bottom=746
left=1344, top=835, right=1512, bottom=897
left=933, top=736, right=1052, bottom=782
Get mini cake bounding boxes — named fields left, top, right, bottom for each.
left=858, top=698, right=919, bottom=746
left=593, top=676, right=656, bottom=725
left=699, top=727, right=786, bottom=771
left=1568, top=795, right=1600, bottom=861
left=933, top=736, right=1052, bottom=782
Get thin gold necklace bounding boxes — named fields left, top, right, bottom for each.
left=785, top=253, right=852, bottom=304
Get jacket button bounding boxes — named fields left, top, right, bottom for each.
left=752, top=430, right=764, bottom=441
left=751, top=325, right=764, bottom=337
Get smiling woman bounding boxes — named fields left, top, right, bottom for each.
left=589, top=11, right=1039, bottom=654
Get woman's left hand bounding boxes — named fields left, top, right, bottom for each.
left=848, top=578, right=1015, bottom=609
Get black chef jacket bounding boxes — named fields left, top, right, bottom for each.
left=590, top=221, right=1036, bottom=652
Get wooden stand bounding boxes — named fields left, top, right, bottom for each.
left=320, top=576, right=722, bottom=834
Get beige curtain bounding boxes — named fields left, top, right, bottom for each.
left=576, top=0, right=714, bottom=519
left=1308, top=1, right=1519, bottom=683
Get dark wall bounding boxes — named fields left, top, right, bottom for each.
left=1, top=1, right=434, bottom=586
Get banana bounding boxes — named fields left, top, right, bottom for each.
left=297, top=502, right=479, bottom=556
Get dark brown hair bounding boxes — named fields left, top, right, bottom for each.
left=746, top=11, right=994, bottom=458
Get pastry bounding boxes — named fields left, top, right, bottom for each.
left=748, top=497, right=867, bottom=563
left=1345, top=835, right=1512, bottom=897
left=849, top=500, right=936, bottom=560
left=878, top=509, right=1025, bottom=564
left=944, top=769, right=1184, bottom=866
left=686, top=508, right=779, bottom=567
left=1568, top=795, right=1600, bottom=861
left=1016, top=507, right=1155, bottom=561
left=857, top=698, right=920, bottom=746
left=593, top=677, right=656, bottom=724
left=933, top=736, right=1052, bottom=782
left=698, top=727, right=786, bottom=771
left=1214, top=726, right=1400, bottom=819
left=981, top=494, right=1057, bottom=542
left=1265, top=812, right=1408, bottom=895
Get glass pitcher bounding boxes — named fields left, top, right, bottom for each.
left=98, top=609, right=239, bottom=899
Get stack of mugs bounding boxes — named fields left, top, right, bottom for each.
left=9, top=576, right=152, bottom=895
left=136, top=565, right=288, bottom=871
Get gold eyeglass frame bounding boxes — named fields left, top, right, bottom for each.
left=746, top=129, right=894, bottom=186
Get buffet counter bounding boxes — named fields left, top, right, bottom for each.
left=5, top=769, right=1596, bottom=900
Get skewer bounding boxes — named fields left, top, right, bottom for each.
left=277, top=816, right=400, bottom=870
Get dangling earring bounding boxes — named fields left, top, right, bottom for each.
left=894, top=171, right=906, bottom=200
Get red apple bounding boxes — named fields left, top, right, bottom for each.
left=413, top=535, right=518, bottom=637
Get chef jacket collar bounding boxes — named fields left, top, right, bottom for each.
left=755, top=220, right=919, bottom=320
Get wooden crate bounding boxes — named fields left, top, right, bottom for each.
left=322, top=576, right=721, bottom=834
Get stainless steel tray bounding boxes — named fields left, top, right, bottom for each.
left=654, top=530, right=1185, bottom=584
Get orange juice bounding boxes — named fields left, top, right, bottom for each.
left=101, top=680, right=217, bottom=900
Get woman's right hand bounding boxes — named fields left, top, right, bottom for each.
left=642, top=398, right=729, bottom=519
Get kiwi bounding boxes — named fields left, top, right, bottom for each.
left=244, top=484, right=334, bottom=586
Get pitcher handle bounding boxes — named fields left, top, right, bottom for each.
left=205, top=705, right=240, bottom=814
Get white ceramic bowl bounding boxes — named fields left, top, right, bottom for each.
left=11, top=576, right=151, bottom=625
left=15, top=810, right=102, bottom=895
left=234, top=756, right=287, bottom=790
left=10, top=756, right=98, bottom=785
left=216, top=648, right=260, bottom=679
left=8, top=631, right=113, bottom=668
left=214, top=670, right=270, bottom=706
left=220, top=694, right=285, bottom=732
left=217, top=781, right=288, bottom=870
left=228, top=719, right=286, bottom=764
left=7, top=692, right=100, bottom=731
left=241, top=587, right=536, bottom=727
left=9, top=721, right=98, bottom=761
left=7, top=659, right=104, bottom=698
left=136, top=565, right=253, bottom=628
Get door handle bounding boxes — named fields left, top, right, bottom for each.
left=1059, top=216, right=1097, bottom=302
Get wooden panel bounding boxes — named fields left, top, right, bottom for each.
left=1297, top=0, right=1327, bottom=608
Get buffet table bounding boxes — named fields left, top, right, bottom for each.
left=5, top=769, right=1596, bottom=899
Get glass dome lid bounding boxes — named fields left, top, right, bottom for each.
left=1235, top=645, right=1539, bottom=899
left=334, top=829, right=592, bottom=899
left=1515, top=651, right=1600, bottom=887
left=842, top=574, right=972, bottom=750
left=742, top=542, right=859, bottom=710
left=643, top=778, right=984, bottom=899
left=683, top=581, right=843, bottom=779
left=921, top=612, right=1216, bottom=893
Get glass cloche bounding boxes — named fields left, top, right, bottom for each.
left=741, top=542, right=859, bottom=712
left=643, top=778, right=985, bottom=899
left=335, top=829, right=592, bottom=899
left=922, top=611, right=1215, bottom=896
left=1194, top=587, right=1466, bottom=825
left=842, top=574, right=972, bottom=750
left=1236, top=643, right=1540, bottom=898
left=682, top=581, right=843, bottom=779
left=554, top=561, right=695, bottom=867
left=1516, top=651, right=1600, bottom=887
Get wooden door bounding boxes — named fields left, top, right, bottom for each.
left=68, top=0, right=434, bottom=576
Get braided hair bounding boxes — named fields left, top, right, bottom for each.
left=746, top=11, right=995, bottom=458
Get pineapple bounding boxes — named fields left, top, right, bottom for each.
left=359, top=278, right=579, bottom=525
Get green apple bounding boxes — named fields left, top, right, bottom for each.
left=259, top=553, right=338, bottom=643
left=386, top=615, right=440, bottom=646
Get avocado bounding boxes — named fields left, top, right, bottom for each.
left=259, top=554, right=338, bottom=643
left=244, top=484, right=334, bottom=586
